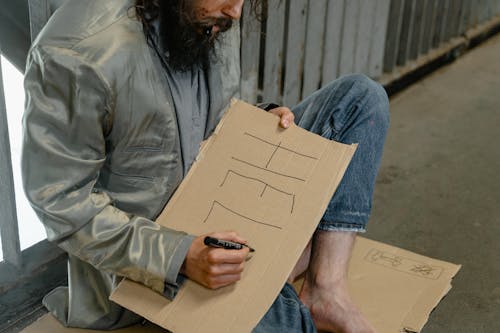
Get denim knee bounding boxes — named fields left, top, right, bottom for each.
left=317, top=75, right=389, bottom=232
left=327, top=74, right=389, bottom=137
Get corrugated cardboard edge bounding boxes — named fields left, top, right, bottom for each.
left=399, top=264, right=461, bottom=333
left=355, top=237, right=461, bottom=333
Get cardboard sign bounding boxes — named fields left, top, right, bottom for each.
left=110, top=100, right=357, bottom=332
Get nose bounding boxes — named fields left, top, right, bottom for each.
left=222, top=0, right=244, bottom=20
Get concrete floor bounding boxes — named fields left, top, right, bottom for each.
left=367, top=33, right=500, bottom=332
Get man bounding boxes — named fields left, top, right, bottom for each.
left=22, top=0, right=389, bottom=332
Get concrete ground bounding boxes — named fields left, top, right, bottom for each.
left=366, top=33, right=500, bottom=332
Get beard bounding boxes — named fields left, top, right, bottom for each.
left=157, top=0, right=233, bottom=72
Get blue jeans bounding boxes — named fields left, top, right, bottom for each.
left=253, top=74, right=389, bottom=332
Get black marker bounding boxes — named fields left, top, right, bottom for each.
left=204, top=236, right=255, bottom=252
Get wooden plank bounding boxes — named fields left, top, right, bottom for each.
left=445, top=0, right=461, bottom=40
left=458, top=0, right=470, bottom=35
left=282, top=0, right=308, bottom=106
left=469, top=0, right=478, bottom=28
left=432, top=0, right=446, bottom=48
left=354, top=0, right=377, bottom=74
left=302, top=0, right=328, bottom=97
left=489, top=0, right=496, bottom=19
left=322, top=0, right=345, bottom=83
left=383, top=0, right=406, bottom=72
left=421, top=0, right=437, bottom=54
left=338, top=0, right=360, bottom=76
left=455, top=0, right=467, bottom=37
left=396, top=0, right=416, bottom=66
left=481, top=0, right=490, bottom=22
left=444, top=0, right=455, bottom=40
left=368, top=0, right=391, bottom=79
left=439, top=0, right=450, bottom=44
left=0, top=240, right=66, bottom=332
left=0, top=50, right=22, bottom=268
left=409, top=0, right=426, bottom=60
left=262, top=0, right=286, bottom=103
left=240, top=2, right=262, bottom=104
left=28, top=0, right=50, bottom=41
left=462, top=0, right=474, bottom=31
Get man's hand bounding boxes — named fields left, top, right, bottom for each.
left=268, top=106, right=295, bottom=129
left=181, top=231, right=250, bottom=289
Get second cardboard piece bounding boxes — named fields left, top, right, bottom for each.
left=111, top=100, right=357, bottom=332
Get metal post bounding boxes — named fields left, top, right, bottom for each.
left=0, top=47, right=22, bottom=268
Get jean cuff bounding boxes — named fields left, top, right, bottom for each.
left=317, top=221, right=366, bottom=233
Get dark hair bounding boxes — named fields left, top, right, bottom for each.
left=134, top=0, right=263, bottom=42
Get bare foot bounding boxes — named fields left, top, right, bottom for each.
left=299, top=280, right=376, bottom=333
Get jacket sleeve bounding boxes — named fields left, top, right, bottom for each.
left=22, top=45, right=193, bottom=296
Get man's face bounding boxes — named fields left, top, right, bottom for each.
left=191, top=0, right=244, bottom=36
left=158, top=0, right=244, bottom=71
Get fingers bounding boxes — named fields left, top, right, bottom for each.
left=183, top=232, right=251, bottom=290
left=204, top=273, right=243, bottom=290
left=210, top=230, right=248, bottom=245
left=207, top=247, right=250, bottom=264
left=268, top=106, right=295, bottom=128
left=202, top=247, right=249, bottom=289
left=205, top=262, right=245, bottom=276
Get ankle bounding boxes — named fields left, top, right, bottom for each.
left=305, top=270, right=347, bottom=290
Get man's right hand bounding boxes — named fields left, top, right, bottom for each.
left=181, top=231, right=250, bottom=289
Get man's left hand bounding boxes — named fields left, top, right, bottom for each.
left=268, top=106, right=295, bottom=129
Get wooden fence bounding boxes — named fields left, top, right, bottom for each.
left=241, top=0, right=500, bottom=105
left=1, top=0, right=500, bottom=267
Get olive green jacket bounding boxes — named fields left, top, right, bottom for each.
left=22, top=0, right=240, bottom=329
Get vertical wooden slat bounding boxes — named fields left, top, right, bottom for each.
left=282, top=0, right=308, bottom=106
left=0, top=50, right=22, bottom=268
left=457, top=0, right=469, bottom=36
left=464, top=0, right=475, bottom=31
left=445, top=0, right=460, bottom=40
left=486, top=0, right=490, bottom=20
left=262, top=0, right=286, bottom=103
left=409, top=0, right=425, bottom=60
left=452, top=0, right=464, bottom=37
left=469, top=0, right=478, bottom=28
left=354, top=0, right=377, bottom=74
left=240, top=2, right=262, bottom=104
left=489, top=0, right=496, bottom=19
left=338, top=0, right=360, bottom=76
left=437, top=0, right=450, bottom=45
left=28, top=0, right=50, bottom=41
left=432, top=0, right=446, bottom=48
left=444, top=0, right=456, bottom=40
left=383, top=0, right=406, bottom=72
left=302, top=0, right=328, bottom=97
left=396, top=0, right=416, bottom=66
left=322, top=0, right=345, bottom=83
left=420, top=0, right=437, bottom=55
left=368, top=0, right=391, bottom=79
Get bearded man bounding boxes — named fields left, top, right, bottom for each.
left=22, top=0, right=389, bottom=332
